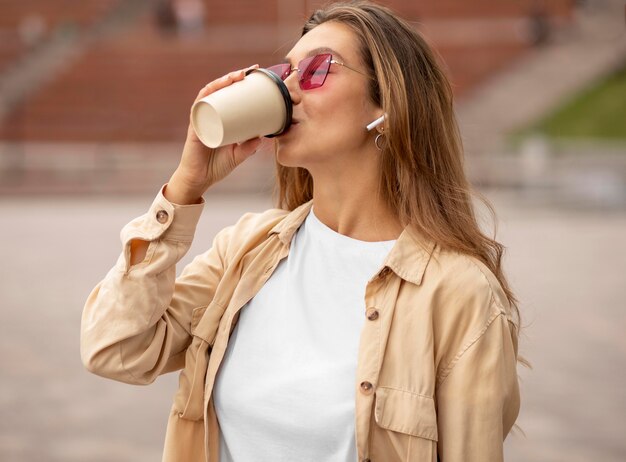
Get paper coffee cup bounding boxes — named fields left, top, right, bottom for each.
left=191, top=68, right=292, bottom=148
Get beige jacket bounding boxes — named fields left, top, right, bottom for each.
left=81, top=188, right=520, bottom=462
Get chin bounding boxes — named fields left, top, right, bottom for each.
left=275, top=142, right=306, bottom=169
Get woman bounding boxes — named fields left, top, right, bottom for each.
left=81, top=2, right=521, bottom=461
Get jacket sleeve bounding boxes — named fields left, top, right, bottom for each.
left=435, top=308, right=520, bottom=461
left=80, top=186, right=228, bottom=385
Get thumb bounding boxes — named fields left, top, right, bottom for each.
left=233, top=137, right=263, bottom=165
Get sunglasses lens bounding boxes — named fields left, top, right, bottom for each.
left=299, top=54, right=331, bottom=90
left=267, top=54, right=332, bottom=89
left=267, top=64, right=291, bottom=81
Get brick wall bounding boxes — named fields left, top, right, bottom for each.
left=0, top=0, right=574, bottom=143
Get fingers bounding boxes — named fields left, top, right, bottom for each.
left=241, top=136, right=262, bottom=151
left=232, top=137, right=263, bottom=164
left=194, top=64, right=260, bottom=102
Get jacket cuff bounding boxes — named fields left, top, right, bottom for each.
left=120, top=184, right=205, bottom=245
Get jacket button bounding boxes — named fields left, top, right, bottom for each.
left=360, top=381, right=374, bottom=394
left=366, top=308, right=379, bottom=321
left=156, top=210, right=169, bottom=224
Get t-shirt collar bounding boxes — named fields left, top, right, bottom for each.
left=269, top=200, right=436, bottom=286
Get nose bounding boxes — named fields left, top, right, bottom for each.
left=283, top=71, right=301, bottom=105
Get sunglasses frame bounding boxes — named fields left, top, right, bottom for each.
left=267, top=53, right=367, bottom=90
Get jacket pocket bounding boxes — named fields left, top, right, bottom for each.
left=375, top=386, right=438, bottom=440
left=371, top=386, right=438, bottom=462
left=174, top=301, right=225, bottom=421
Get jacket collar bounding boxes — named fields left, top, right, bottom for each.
left=269, top=200, right=436, bottom=286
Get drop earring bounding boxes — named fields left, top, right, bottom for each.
left=375, top=133, right=385, bottom=151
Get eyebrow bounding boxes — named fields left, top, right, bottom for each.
left=283, top=47, right=348, bottom=65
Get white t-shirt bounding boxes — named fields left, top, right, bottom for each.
left=213, top=207, right=396, bottom=462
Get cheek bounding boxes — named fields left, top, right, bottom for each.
left=307, top=98, right=366, bottom=138
left=276, top=87, right=373, bottom=163
left=320, top=105, right=370, bottom=148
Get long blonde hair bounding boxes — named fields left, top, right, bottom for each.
left=274, top=1, right=523, bottom=352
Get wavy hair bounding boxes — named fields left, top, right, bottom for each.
left=274, top=0, right=524, bottom=357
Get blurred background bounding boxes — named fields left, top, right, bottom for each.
left=0, top=0, right=624, bottom=461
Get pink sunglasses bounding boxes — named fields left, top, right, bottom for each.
left=267, top=53, right=367, bottom=90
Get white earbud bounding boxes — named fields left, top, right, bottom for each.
left=366, top=114, right=387, bottom=131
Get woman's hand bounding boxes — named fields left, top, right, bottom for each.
left=165, top=66, right=263, bottom=205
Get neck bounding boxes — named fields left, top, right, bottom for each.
left=308, top=152, right=403, bottom=242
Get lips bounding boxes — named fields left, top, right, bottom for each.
left=276, top=116, right=300, bottom=138
left=277, top=121, right=296, bottom=138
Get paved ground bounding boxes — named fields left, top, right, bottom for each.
left=0, top=190, right=624, bottom=461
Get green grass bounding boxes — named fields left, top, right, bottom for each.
left=516, top=64, right=626, bottom=140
